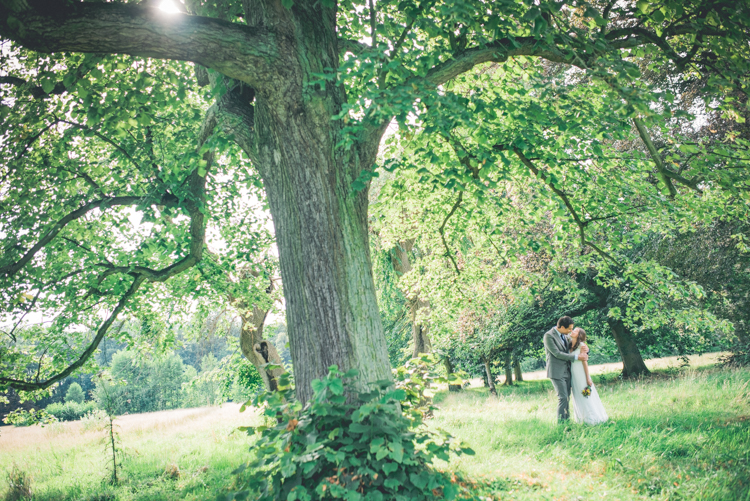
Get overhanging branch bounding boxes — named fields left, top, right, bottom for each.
left=0, top=102, right=217, bottom=393
left=0, top=276, right=145, bottom=392
left=633, top=118, right=703, bottom=196
left=0, top=1, right=279, bottom=90
left=439, top=191, right=463, bottom=276
left=0, top=193, right=179, bottom=280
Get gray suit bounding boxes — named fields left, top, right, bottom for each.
left=543, top=327, right=576, bottom=421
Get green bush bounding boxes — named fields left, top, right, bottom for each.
left=45, top=401, right=97, bottom=421
left=65, top=382, right=85, bottom=404
left=225, top=366, right=475, bottom=501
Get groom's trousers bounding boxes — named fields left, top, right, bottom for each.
left=550, top=377, right=571, bottom=421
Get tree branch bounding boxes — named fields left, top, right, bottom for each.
left=0, top=193, right=179, bottom=280
left=512, top=147, right=659, bottom=292
left=0, top=275, right=146, bottom=392
left=632, top=118, right=700, bottom=198
left=424, top=38, right=573, bottom=88
left=439, top=191, right=463, bottom=276
left=368, top=0, right=377, bottom=47
left=1, top=100, right=216, bottom=393
left=0, top=1, right=279, bottom=90
left=0, top=55, right=103, bottom=99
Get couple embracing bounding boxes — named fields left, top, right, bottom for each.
left=544, top=316, right=608, bottom=425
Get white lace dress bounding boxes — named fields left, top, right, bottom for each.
left=571, top=346, right=608, bottom=425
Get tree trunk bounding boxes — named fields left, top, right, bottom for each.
left=483, top=359, right=497, bottom=396
left=503, top=351, right=513, bottom=386
left=411, top=299, right=432, bottom=358
left=390, top=241, right=433, bottom=358
left=258, top=120, right=392, bottom=402
left=513, top=358, right=523, bottom=382
left=608, top=318, right=650, bottom=378
left=210, top=5, right=393, bottom=403
left=238, top=305, right=285, bottom=392
left=443, top=355, right=461, bottom=392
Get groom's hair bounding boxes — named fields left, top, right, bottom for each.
left=557, top=316, right=574, bottom=328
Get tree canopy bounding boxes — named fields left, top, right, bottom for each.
left=2, top=0, right=749, bottom=401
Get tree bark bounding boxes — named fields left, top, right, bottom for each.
left=238, top=305, right=285, bottom=392
left=442, top=355, right=461, bottom=392
left=390, top=241, right=433, bottom=358
left=239, top=5, right=391, bottom=404
left=411, top=299, right=432, bottom=357
left=608, top=318, right=650, bottom=378
left=503, top=351, right=513, bottom=386
left=483, top=358, right=497, bottom=396
left=513, top=358, right=523, bottom=382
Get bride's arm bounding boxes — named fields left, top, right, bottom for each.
left=581, top=343, right=593, bottom=386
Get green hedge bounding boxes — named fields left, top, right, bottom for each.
left=45, top=401, right=97, bottom=421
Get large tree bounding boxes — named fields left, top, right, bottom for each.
left=2, top=0, right=749, bottom=402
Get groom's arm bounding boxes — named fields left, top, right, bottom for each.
left=543, top=332, right=576, bottom=362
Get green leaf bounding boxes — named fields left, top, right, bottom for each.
left=383, top=478, right=402, bottom=489
left=388, top=442, right=404, bottom=463
left=382, top=462, right=399, bottom=475
left=328, top=378, right=344, bottom=395
left=41, top=78, right=55, bottom=94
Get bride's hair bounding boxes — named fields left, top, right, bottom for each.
left=571, top=328, right=587, bottom=352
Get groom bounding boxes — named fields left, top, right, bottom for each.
left=543, top=316, right=588, bottom=422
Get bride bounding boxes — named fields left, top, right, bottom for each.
left=569, top=328, right=608, bottom=425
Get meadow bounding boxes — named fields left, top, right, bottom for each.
left=1, top=356, right=748, bottom=501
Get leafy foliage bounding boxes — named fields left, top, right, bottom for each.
left=45, top=401, right=97, bottom=422
left=1, top=407, right=57, bottom=427
left=64, top=382, right=85, bottom=404
left=393, top=354, right=464, bottom=422
left=227, top=367, right=475, bottom=501
left=92, top=350, right=186, bottom=414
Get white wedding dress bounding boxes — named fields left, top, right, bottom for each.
left=570, top=346, right=608, bottom=425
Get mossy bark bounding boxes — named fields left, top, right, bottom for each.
left=503, top=351, right=513, bottom=386
left=608, top=318, right=650, bottom=378
left=483, top=359, right=497, bottom=396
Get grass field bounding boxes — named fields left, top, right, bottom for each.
left=434, top=358, right=750, bottom=500
left=1, top=356, right=749, bottom=500
left=0, top=405, right=262, bottom=500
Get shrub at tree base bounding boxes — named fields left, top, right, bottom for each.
left=45, top=401, right=97, bottom=422
left=225, top=367, right=476, bottom=501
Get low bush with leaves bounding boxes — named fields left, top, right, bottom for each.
left=393, top=354, right=465, bottom=422
left=44, top=401, right=97, bottom=422
left=225, top=366, right=476, bottom=501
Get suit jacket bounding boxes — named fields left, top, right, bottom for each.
left=543, top=327, right=576, bottom=380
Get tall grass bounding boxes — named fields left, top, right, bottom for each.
left=0, top=405, right=261, bottom=500
left=1, top=361, right=748, bottom=500
left=432, top=365, right=750, bottom=500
